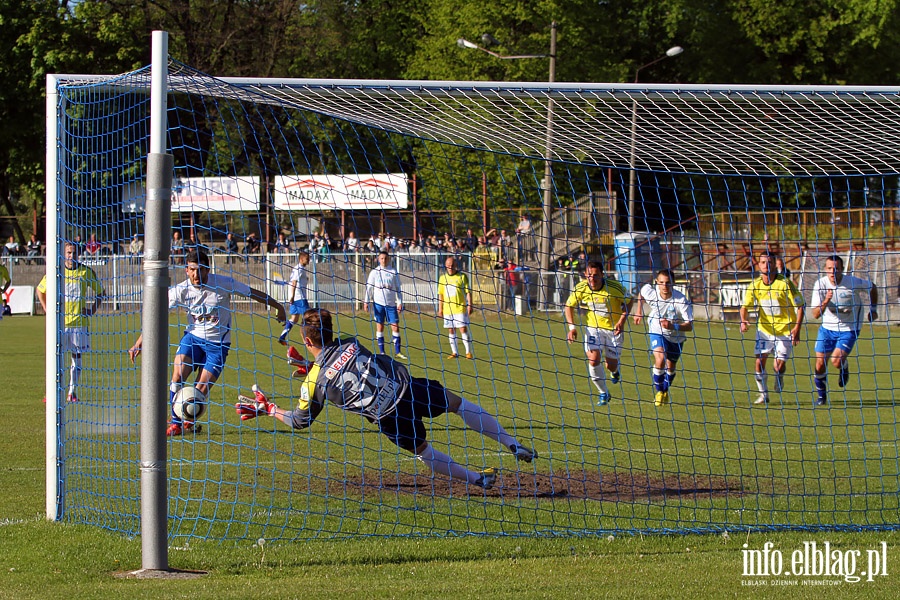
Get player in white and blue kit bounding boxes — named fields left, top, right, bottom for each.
left=128, top=248, right=286, bottom=436
left=278, top=251, right=311, bottom=345
left=633, top=269, right=693, bottom=406
left=364, top=250, right=406, bottom=359
left=810, top=255, right=878, bottom=406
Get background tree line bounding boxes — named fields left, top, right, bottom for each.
left=3, top=0, right=899, bottom=242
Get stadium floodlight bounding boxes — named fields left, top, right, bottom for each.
left=627, top=45, right=684, bottom=232
left=458, top=22, right=558, bottom=309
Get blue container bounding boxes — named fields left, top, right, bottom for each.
left=613, top=232, right=661, bottom=294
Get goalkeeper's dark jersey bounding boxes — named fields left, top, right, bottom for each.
left=290, top=337, right=410, bottom=429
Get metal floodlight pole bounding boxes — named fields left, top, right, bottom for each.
left=458, top=22, right=557, bottom=309
left=627, top=46, right=683, bottom=233
left=538, top=22, right=558, bottom=310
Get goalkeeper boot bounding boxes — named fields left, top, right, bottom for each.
left=287, top=345, right=307, bottom=366
left=838, top=362, right=850, bottom=388
left=596, top=392, right=610, bottom=407
left=475, top=467, right=497, bottom=490
left=509, top=444, right=536, bottom=463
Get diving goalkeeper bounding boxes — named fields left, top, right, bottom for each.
left=235, top=308, right=536, bottom=490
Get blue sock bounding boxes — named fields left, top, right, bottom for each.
left=377, top=334, right=385, bottom=353
left=814, top=374, right=828, bottom=402
left=652, top=368, right=665, bottom=392
left=666, top=369, right=677, bottom=388
left=393, top=335, right=401, bottom=353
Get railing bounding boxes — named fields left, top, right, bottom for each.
left=697, top=207, right=899, bottom=242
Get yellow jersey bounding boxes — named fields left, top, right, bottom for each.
left=741, top=275, right=805, bottom=336
left=37, top=264, right=104, bottom=328
left=438, top=272, right=470, bottom=317
left=565, top=278, right=629, bottom=330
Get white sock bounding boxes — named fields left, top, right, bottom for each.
left=755, top=371, right=768, bottom=394
left=448, top=333, right=458, bottom=354
left=461, top=332, right=472, bottom=353
left=68, top=356, right=82, bottom=397
left=456, top=398, right=517, bottom=449
left=589, top=363, right=607, bottom=394
left=416, top=444, right=478, bottom=484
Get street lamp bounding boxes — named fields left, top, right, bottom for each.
left=458, top=23, right=558, bottom=309
left=627, top=46, right=683, bottom=232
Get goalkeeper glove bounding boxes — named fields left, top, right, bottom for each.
left=235, top=385, right=277, bottom=421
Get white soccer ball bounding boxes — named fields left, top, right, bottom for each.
left=173, top=386, right=207, bottom=421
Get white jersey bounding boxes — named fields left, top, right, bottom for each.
left=639, top=283, right=692, bottom=344
left=289, top=263, right=309, bottom=302
left=168, top=273, right=252, bottom=344
left=365, top=266, right=402, bottom=307
left=811, top=274, right=873, bottom=332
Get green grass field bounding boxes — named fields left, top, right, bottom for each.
left=2, top=312, right=900, bottom=598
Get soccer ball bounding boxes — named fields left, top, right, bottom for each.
left=172, top=386, right=207, bottom=421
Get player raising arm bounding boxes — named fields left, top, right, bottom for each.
left=128, top=247, right=285, bottom=436
left=739, top=251, right=805, bottom=406
left=564, top=260, right=632, bottom=406
left=810, top=255, right=878, bottom=406
left=632, top=269, right=693, bottom=406
left=235, top=309, right=535, bottom=490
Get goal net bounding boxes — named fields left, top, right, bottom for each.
left=44, top=54, right=900, bottom=541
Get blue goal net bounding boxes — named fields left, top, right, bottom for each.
left=44, top=57, right=900, bottom=541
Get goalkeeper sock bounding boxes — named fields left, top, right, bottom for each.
left=416, top=444, right=480, bottom=484
left=755, top=371, right=768, bottom=394
left=393, top=334, right=401, bottom=353
left=376, top=332, right=385, bottom=354
left=456, top=398, right=517, bottom=448
left=448, top=334, right=458, bottom=355
left=68, top=356, right=82, bottom=397
left=814, top=373, right=828, bottom=402
left=652, top=368, right=665, bottom=392
left=589, top=363, right=607, bottom=394
left=666, top=369, right=677, bottom=388
left=461, top=332, right=472, bottom=354
left=169, top=382, right=183, bottom=425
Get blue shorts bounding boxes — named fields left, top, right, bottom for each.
left=372, top=303, right=400, bottom=325
left=176, top=333, right=230, bottom=378
left=814, top=328, right=858, bottom=355
left=649, top=334, right=683, bottom=363
left=289, top=299, right=311, bottom=316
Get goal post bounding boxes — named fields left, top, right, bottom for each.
left=45, top=32, right=900, bottom=542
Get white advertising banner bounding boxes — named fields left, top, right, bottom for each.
left=4, top=285, right=35, bottom=315
left=121, top=176, right=261, bottom=213
left=273, top=174, right=408, bottom=211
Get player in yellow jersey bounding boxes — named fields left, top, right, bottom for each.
left=564, top=261, right=632, bottom=406
left=438, top=256, right=474, bottom=359
left=36, top=242, right=105, bottom=403
left=739, top=251, right=805, bottom=405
